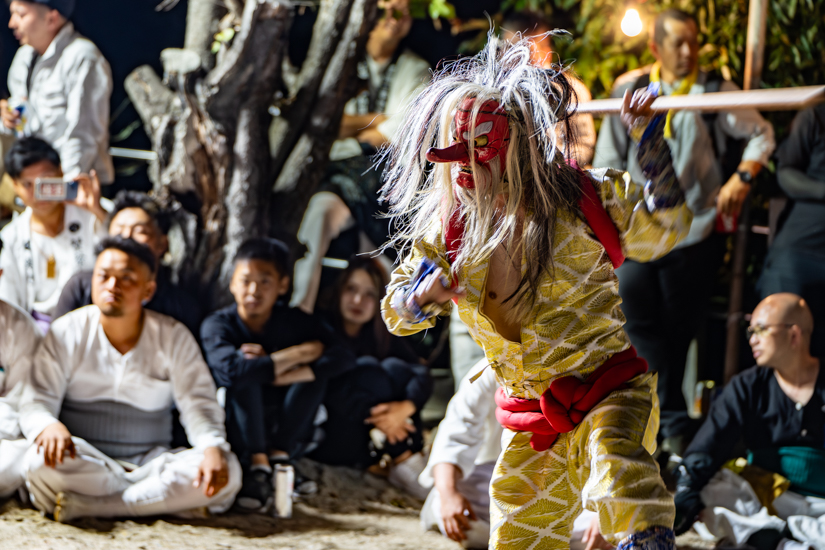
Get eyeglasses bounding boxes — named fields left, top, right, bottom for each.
left=746, top=323, right=794, bottom=338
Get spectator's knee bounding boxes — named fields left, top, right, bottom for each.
left=23, top=443, right=47, bottom=480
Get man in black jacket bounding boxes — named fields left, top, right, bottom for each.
left=674, top=293, right=824, bottom=548
left=55, top=191, right=201, bottom=336
left=200, top=238, right=355, bottom=513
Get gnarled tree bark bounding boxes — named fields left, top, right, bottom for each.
left=125, top=0, right=377, bottom=306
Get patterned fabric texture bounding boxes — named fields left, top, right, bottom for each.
left=616, top=526, right=676, bottom=550
left=382, top=168, right=690, bottom=548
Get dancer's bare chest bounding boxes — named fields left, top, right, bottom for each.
left=481, top=239, right=523, bottom=343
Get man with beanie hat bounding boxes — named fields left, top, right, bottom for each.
left=1, top=0, right=113, bottom=185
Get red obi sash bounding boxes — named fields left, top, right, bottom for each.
left=494, top=347, right=648, bottom=452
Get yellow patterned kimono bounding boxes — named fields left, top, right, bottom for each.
left=382, top=167, right=693, bottom=548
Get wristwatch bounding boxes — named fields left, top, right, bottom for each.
left=737, top=170, right=754, bottom=184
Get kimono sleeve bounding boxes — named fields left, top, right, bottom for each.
left=381, top=222, right=453, bottom=337
left=589, top=168, right=693, bottom=263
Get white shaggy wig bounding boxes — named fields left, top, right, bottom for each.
left=379, top=32, right=585, bottom=311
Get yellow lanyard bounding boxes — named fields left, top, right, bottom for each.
left=649, top=62, right=698, bottom=139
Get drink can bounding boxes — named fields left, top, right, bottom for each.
left=693, top=380, right=717, bottom=417
left=10, top=99, right=27, bottom=137
left=273, top=464, right=294, bottom=518
left=715, top=211, right=738, bottom=234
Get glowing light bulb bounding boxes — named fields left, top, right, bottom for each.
left=621, top=8, right=643, bottom=37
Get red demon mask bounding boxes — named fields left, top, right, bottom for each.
left=425, top=98, right=510, bottom=189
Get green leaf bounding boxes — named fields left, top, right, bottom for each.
left=214, top=27, right=235, bottom=43
left=428, top=0, right=456, bottom=20
left=111, top=119, right=142, bottom=143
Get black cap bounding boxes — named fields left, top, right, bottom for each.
left=16, top=0, right=75, bottom=19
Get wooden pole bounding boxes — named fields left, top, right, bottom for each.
left=574, top=86, right=825, bottom=115
left=723, top=0, right=770, bottom=384
left=743, top=0, right=770, bottom=92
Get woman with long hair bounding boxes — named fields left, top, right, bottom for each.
left=311, top=257, right=433, bottom=476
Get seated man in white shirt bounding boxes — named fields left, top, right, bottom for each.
left=0, top=237, right=43, bottom=498
left=0, top=137, right=107, bottom=327
left=18, top=236, right=240, bottom=521
left=420, top=361, right=610, bottom=550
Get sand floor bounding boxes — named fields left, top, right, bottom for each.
left=0, top=461, right=716, bottom=550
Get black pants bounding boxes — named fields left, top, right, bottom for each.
left=616, top=234, right=725, bottom=440
left=224, top=376, right=329, bottom=467
left=309, top=356, right=424, bottom=469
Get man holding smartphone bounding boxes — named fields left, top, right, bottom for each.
left=0, top=0, right=113, bottom=185
left=0, top=137, right=106, bottom=328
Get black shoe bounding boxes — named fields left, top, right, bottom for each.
left=235, top=467, right=274, bottom=513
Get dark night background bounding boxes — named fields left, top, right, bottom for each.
left=0, top=0, right=500, bottom=193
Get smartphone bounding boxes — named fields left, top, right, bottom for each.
left=34, top=177, right=79, bottom=201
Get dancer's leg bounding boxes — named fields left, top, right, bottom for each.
left=489, top=430, right=580, bottom=550
left=570, top=372, right=675, bottom=549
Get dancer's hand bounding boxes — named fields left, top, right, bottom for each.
left=195, top=447, right=229, bottom=498
left=440, top=487, right=477, bottom=542
left=35, top=422, right=75, bottom=468
left=620, top=88, right=657, bottom=130
left=412, top=267, right=464, bottom=308
left=582, top=515, right=614, bottom=550
left=366, top=400, right=416, bottom=444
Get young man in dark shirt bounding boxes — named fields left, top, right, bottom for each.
left=200, top=238, right=354, bottom=513
left=674, top=293, right=824, bottom=547
left=54, top=191, right=201, bottom=336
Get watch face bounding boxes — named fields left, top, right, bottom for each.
left=738, top=171, right=753, bottom=183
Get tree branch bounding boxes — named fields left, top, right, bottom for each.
left=184, top=0, right=222, bottom=71
left=204, top=0, right=291, bottom=131
left=273, top=0, right=377, bottom=235
left=268, top=0, right=360, bottom=166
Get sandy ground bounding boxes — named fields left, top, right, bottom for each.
left=0, top=461, right=716, bottom=550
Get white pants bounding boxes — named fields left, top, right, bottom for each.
left=23, top=437, right=242, bottom=518
left=0, top=438, right=29, bottom=498
left=291, top=192, right=355, bottom=312
left=291, top=191, right=391, bottom=313
left=696, top=468, right=825, bottom=550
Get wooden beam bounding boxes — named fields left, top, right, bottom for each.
left=743, top=0, right=769, bottom=91
left=575, top=85, right=825, bottom=115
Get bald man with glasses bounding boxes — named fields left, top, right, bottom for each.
left=673, top=293, right=825, bottom=548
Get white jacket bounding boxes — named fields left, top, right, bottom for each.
left=0, top=299, right=42, bottom=440
left=5, top=22, right=114, bottom=183
left=0, top=205, right=104, bottom=316
left=419, top=362, right=503, bottom=488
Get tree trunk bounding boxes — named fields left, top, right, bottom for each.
left=126, top=0, right=377, bottom=307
